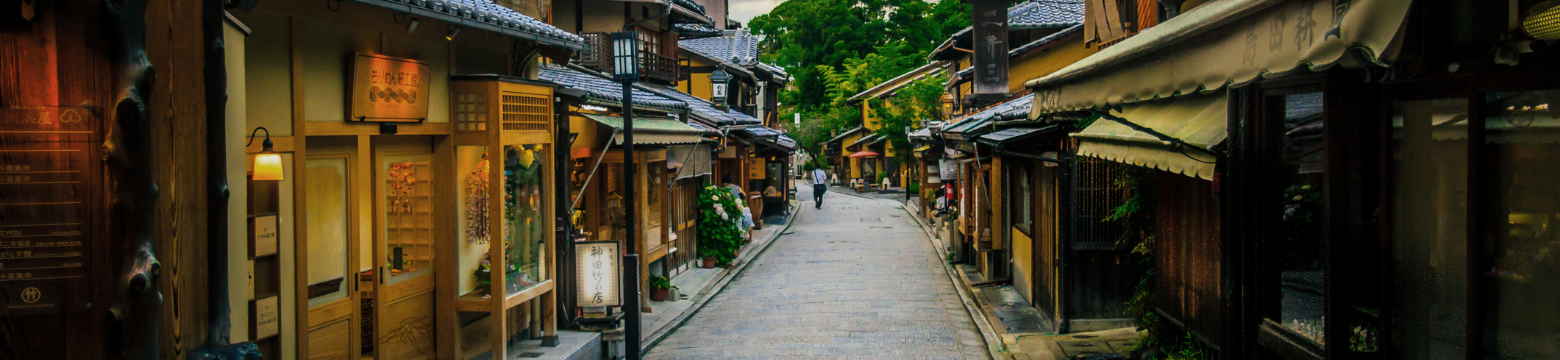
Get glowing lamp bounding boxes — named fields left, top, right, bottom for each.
left=1524, top=1, right=1560, bottom=40
left=248, top=127, right=284, bottom=181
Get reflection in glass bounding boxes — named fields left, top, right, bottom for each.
left=306, top=158, right=350, bottom=308
left=1389, top=99, right=1468, bottom=358
left=384, top=154, right=434, bottom=284
left=1482, top=90, right=1560, bottom=359
left=646, top=163, right=664, bottom=250
left=1273, top=93, right=1327, bottom=346
left=503, top=145, right=549, bottom=295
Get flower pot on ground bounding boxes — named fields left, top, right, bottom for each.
left=702, top=257, right=716, bottom=268
left=649, top=275, right=675, bottom=302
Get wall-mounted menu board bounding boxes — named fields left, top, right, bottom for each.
left=0, top=106, right=97, bottom=316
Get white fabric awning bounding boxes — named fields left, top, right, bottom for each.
left=1027, top=0, right=1411, bottom=117
left=1073, top=94, right=1227, bottom=180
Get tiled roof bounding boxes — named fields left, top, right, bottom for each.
left=943, top=93, right=1035, bottom=140
left=637, top=84, right=763, bottom=127
left=538, top=64, right=688, bottom=112
left=350, top=0, right=584, bottom=49
left=1009, top=0, right=1084, bottom=28
left=677, top=23, right=725, bottom=39
left=669, top=0, right=706, bottom=15
left=824, top=126, right=866, bottom=144
left=933, top=0, right=1083, bottom=58
left=976, top=125, right=1062, bottom=146
left=954, top=24, right=1084, bottom=79
left=680, top=30, right=789, bottom=79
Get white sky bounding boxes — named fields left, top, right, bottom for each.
left=729, top=0, right=785, bottom=26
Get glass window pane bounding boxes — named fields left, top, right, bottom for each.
left=1481, top=90, right=1560, bottom=360
left=306, top=158, right=350, bottom=308
left=1389, top=98, right=1468, bottom=358
left=457, top=146, right=491, bottom=297
left=384, top=154, right=434, bottom=284
left=504, top=145, right=549, bottom=295
left=646, top=162, right=664, bottom=251
left=1272, top=92, right=1327, bottom=346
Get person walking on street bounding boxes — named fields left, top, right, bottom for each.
left=811, top=166, right=828, bottom=209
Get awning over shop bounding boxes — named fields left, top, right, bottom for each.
left=667, top=144, right=714, bottom=179
left=582, top=114, right=705, bottom=145
left=1025, top=0, right=1411, bottom=117
left=848, top=151, right=880, bottom=158
left=1073, top=94, right=1227, bottom=180
left=738, top=127, right=799, bottom=153
left=977, top=125, right=1062, bottom=147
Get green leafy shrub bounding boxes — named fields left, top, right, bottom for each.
left=649, top=275, right=676, bottom=291
left=696, top=185, right=745, bottom=265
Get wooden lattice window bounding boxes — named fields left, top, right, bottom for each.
left=500, top=92, right=549, bottom=131
left=455, top=93, right=487, bottom=131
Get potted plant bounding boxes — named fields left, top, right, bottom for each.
left=649, top=275, right=676, bottom=302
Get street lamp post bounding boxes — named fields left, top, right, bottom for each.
left=610, top=30, right=643, bottom=360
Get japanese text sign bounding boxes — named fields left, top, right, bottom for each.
left=574, top=241, right=621, bottom=307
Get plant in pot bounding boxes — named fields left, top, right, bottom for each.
left=696, top=185, right=743, bottom=267
left=649, top=275, right=676, bottom=302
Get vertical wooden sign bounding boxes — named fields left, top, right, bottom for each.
left=972, top=0, right=1009, bottom=95
left=0, top=106, right=97, bottom=316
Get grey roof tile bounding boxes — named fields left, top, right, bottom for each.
left=352, top=0, right=584, bottom=49
left=637, top=83, right=763, bottom=127
left=680, top=29, right=789, bottom=78
left=538, top=64, right=687, bottom=111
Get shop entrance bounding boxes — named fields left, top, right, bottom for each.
left=369, top=135, right=441, bottom=360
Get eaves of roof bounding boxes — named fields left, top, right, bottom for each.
left=846, top=62, right=947, bottom=105
left=538, top=64, right=687, bottom=112
left=350, top=0, right=585, bottom=50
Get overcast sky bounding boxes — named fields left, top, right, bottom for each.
left=729, top=0, right=784, bottom=26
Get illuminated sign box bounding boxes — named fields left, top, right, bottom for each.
left=574, top=241, right=621, bottom=307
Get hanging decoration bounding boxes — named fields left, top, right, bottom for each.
left=389, top=162, right=419, bottom=214
left=464, top=153, right=491, bottom=244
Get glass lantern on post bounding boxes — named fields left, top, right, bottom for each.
left=611, top=31, right=639, bottom=82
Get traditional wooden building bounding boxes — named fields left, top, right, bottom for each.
left=1021, top=0, right=1560, bottom=359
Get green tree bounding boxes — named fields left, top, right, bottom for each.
left=869, top=74, right=946, bottom=171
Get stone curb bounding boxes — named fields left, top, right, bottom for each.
left=892, top=199, right=1006, bottom=360
left=639, top=187, right=807, bottom=354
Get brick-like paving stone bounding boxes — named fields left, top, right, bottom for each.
left=646, top=186, right=988, bottom=359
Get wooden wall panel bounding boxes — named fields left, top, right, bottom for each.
left=378, top=290, right=437, bottom=360
left=1154, top=172, right=1224, bottom=347
left=307, top=318, right=353, bottom=360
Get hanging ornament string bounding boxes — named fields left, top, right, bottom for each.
left=464, top=153, right=491, bottom=244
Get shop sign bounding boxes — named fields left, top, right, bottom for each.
left=254, top=295, right=280, bottom=339
left=0, top=106, right=98, bottom=316
left=971, top=0, right=1009, bottom=95
left=748, top=158, right=766, bottom=179
left=350, top=54, right=432, bottom=123
left=251, top=215, right=278, bottom=257
left=574, top=241, right=621, bottom=307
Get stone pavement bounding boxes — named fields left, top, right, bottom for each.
left=645, top=184, right=990, bottom=359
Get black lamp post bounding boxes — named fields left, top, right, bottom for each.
left=709, top=67, right=731, bottom=111
left=610, top=30, right=643, bottom=360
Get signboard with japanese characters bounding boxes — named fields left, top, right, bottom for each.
left=349, top=54, right=432, bottom=123
left=253, top=295, right=280, bottom=339
left=971, top=0, right=1009, bottom=95
left=574, top=241, right=621, bottom=307
left=251, top=215, right=278, bottom=257
left=0, top=106, right=98, bottom=316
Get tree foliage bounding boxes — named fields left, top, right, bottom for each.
left=869, top=74, right=947, bottom=167
left=752, top=0, right=966, bottom=157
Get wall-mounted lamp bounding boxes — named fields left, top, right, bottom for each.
left=247, top=127, right=284, bottom=181
left=406, top=18, right=420, bottom=34
left=445, top=25, right=461, bottom=41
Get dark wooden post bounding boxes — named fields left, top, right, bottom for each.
left=104, top=0, right=163, bottom=358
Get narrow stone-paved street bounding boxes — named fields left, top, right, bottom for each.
left=646, top=185, right=988, bottom=359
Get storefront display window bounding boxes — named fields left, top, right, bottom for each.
left=646, top=163, right=664, bottom=250
left=1389, top=99, right=1468, bottom=358
left=1480, top=90, right=1560, bottom=360
left=383, top=154, right=434, bottom=285
left=502, top=145, right=549, bottom=296
left=305, top=157, right=351, bottom=308
left=1271, top=92, right=1327, bottom=346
